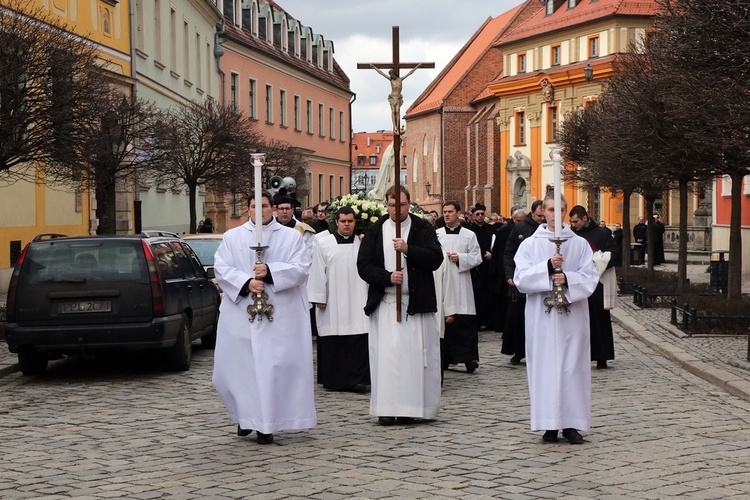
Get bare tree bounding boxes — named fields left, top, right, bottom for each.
left=0, top=0, right=105, bottom=183
left=154, top=100, right=262, bottom=233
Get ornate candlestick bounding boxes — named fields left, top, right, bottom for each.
left=247, top=152, right=273, bottom=322
left=247, top=245, right=274, bottom=322
left=544, top=237, right=571, bottom=314
left=544, top=146, right=570, bottom=314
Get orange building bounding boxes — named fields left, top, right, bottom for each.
left=350, top=131, right=407, bottom=196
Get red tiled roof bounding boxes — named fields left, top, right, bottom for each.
left=497, top=0, right=661, bottom=46
left=406, top=3, right=523, bottom=117
left=222, top=4, right=352, bottom=94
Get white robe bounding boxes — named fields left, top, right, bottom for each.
left=434, top=226, right=482, bottom=338
left=514, top=224, right=599, bottom=432
left=307, top=233, right=368, bottom=336
left=369, top=217, right=441, bottom=419
left=212, top=219, right=316, bottom=434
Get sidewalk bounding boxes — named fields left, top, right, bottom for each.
left=2, top=256, right=749, bottom=398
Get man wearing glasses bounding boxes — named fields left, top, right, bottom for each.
left=357, top=185, right=444, bottom=426
left=275, top=195, right=316, bottom=259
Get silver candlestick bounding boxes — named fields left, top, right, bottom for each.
left=544, top=237, right=570, bottom=314
left=247, top=245, right=274, bottom=322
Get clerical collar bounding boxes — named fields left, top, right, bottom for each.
left=444, top=225, right=461, bottom=234
left=334, top=231, right=354, bottom=244
left=279, top=218, right=296, bottom=228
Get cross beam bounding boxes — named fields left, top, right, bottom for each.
left=358, top=26, right=434, bottom=322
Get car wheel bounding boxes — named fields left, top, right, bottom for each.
left=200, top=307, right=218, bottom=349
left=166, top=314, right=192, bottom=371
left=18, top=349, right=49, bottom=376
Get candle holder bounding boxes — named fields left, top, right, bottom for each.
left=544, top=237, right=571, bottom=314
left=247, top=245, right=274, bottom=322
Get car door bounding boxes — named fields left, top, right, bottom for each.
left=169, top=241, right=208, bottom=335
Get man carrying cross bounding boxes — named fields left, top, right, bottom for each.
left=357, top=185, right=444, bottom=425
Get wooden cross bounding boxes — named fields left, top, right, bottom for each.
left=358, top=26, right=434, bottom=322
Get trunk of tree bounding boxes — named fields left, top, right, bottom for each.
left=728, top=171, right=743, bottom=299
left=188, top=180, right=198, bottom=234
left=677, top=178, right=689, bottom=293
left=95, top=178, right=117, bottom=235
left=622, top=189, right=632, bottom=271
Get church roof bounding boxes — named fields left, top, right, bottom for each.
left=405, top=3, right=523, bottom=117
left=495, top=0, right=661, bottom=47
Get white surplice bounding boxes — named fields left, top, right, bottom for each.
left=369, top=217, right=441, bottom=419
left=307, top=233, right=368, bottom=336
left=514, top=224, right=599, bottom=432
left=212, top=219, right=316, bottom=434
left=434, top=226, right=482, bottom=338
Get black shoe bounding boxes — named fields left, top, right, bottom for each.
left=597, top=360, right=608, bottom=369
left=237, top=425, right=253, bottom=437
left=510, top=354, right=522, bottom=366
left=562, top=428, right=584, bottom=444
left=542, top=430, right=559, bottom=442
left=396, top=417, right=416, bottom=424
left=256, top=432, right=274, bottom=444
left=465, top=360, right=479, bottom=373
left=378, top=417, right=397, bottom=426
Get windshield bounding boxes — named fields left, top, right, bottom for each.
left=184, top=239, right=221, bottom=266
left=25, top=240, right=147, bottom=283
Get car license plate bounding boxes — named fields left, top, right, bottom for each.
left=58, top=300, right=112, bottom=314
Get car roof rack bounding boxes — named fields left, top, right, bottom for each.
left=32, top=233, right=68, bottom=242
left=140, top=230, right=179, bottom=238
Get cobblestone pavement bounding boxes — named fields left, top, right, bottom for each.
left=2, top=319, right=750, bottom=498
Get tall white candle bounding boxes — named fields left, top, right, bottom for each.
left=550, top=148, right=563, bottom=238
left=251, top=153, right=266, bottom=245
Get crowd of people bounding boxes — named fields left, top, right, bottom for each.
left=208, top=186, right=648, bottom=446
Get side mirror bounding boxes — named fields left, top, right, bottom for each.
left=206, top=267, right=215, bottom=279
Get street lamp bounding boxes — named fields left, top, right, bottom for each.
left=584, top=63, right=594, bottom=82
left=425, top=181, right=432, bottom=197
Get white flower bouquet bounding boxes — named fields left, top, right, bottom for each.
left=326, top=194, right=387, bottom=234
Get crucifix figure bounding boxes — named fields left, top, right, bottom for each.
left=358, top=26, right=434, bottom=321
left=357, top=26, right=435, bottom=136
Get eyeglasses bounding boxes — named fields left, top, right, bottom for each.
left=387, top=203, right=409, bottom=208
left=277, top=207, right=293, bottom=211
left=474, top=212, right=485, bottom=216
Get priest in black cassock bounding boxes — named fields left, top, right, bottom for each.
left=308, top=206, right=370, bottom=391
left=468, top=203, right=495, bottom=330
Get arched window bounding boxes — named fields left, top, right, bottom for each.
left=280, top=17, right=288, bottom=52
left=251, top=1, right=259, bottom=37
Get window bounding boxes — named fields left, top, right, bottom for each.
left=546, top=0, right=554, bottom=15
left=279, top=89, right=287, bottom=127
left=183, top=20, right=190, bottom=82
left=515, top=110, right=525, bottom=145
left=290, top=95, right=299, bottom=131
left=517, top=53, right=527, bottom=74
left=318, top=103, right=325, bottom=136
left=195, top=32, right=203, bottom=91
left=339, top=176, right=344, bottom=197
left=248, top=78, right=257, bottom=119
left=547, top=105, right=559, bottom=142
left=329, top=175, right=335, bottom=199
left=329, top=107, right=334, bottom=139
left=588, top=36, right=600, bottom=58
left=339, top=111, right=345, bottom=141
left=230, top=73, right=239, bottom=110
left=231, top=191, right=241, bottom=217
left=318, top=173, right=324, bottom=201
left=568, top=0, right=576, bottom=8
left=357, top=155, right=365, bottom=166
left=369, top=155, right=377, bottom=166
left=265, top=84, right=273, bottom=123
left=154, top=0, right=162, bottom=63
left=551, top=45, right=561, bottom=66
left=306, top=99, right=313, bottom=133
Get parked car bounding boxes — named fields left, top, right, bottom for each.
left=181, top=233, right=223, bottom=296
left=4, top=231, right=219, bottom=375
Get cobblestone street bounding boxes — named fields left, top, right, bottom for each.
left=1, top=313, right=750, bottom=498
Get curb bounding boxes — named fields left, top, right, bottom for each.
left=611, top=307, right=750, bottom=404
left=0, top=363, right=19, bottom=378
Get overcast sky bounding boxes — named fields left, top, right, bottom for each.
left=278, top=0, right=523, bottom=132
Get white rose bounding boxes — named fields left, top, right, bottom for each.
left=370, top=216, right=378, bottom=222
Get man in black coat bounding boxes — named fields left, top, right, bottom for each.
left=633, top=216, right=647, bottom=265
left=502, top=199, right=545, bottom=365
left=569, top=205, right=622, bottom=369
left=468, top=203, right=495, bottom=330
left=488, top=207, right=524, bottom=332
left=357, top=185, right=444, bottom=425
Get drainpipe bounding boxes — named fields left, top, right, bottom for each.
left=129, top=0, right=141, bottom=234
left=214, top=19, right=227, bottom=106
left=349, top=93, right=356, bottom=196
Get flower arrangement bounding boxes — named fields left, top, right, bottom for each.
left=326, top=194, right=387, bottom=234
left=326, top=194, right=428, bottom=234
